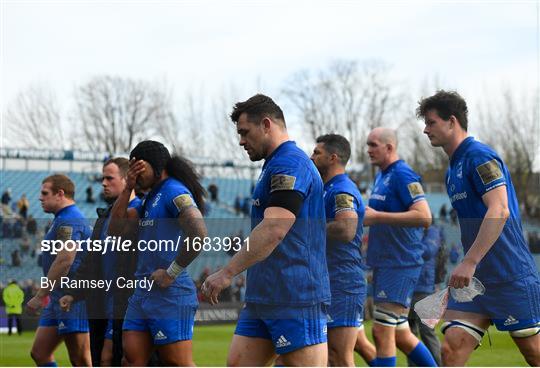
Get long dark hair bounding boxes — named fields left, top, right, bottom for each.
left=166, top=156, right=206, bottom=215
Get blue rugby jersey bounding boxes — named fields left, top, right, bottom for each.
left=42, top=204, right=92, bottom=297
left=247, top=141, right=330, bottom=306
left=446, top=137, right=537, bottom=283
left=324, top=173, right=366, bottom=294
left=367, top=160, right=426, bottom=268
left=132, top=178, right=197, bottom=295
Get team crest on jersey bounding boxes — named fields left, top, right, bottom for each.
left=383, top=174, right=391, bottom=186
left=258, top=169, right=267, bottom=183
left=407, top=182, right=424, bottom=198
left=57, top=226, right=73, bottom=241
left=335, top=194, right=354, bottom=210
left=270, top=174, right=296, bottom=192
left=152, top=193, right=162, bottom=207
left=173, top=194, right=193, bottom=210
left=456, top=161, right=463, bottom=179
left=476, top=159, right=503, bottom=185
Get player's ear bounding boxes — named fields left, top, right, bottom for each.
left=56, top=189, right=65, bottom=198
left=261, top=117, right=272, bottom=132
left=449, top=115, right=457, bottom=129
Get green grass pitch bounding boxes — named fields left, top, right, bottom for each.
left=0, top=322, right=529, bottom=366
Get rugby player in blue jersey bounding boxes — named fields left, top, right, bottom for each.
left=418, top=90, right=540, bottom=366
left=59, top=157, right=141, bottom=366
left=311, top=133, right=377, bottom=366
left=202, top=94, right=330, bottom=366
left=364, top=127, right=436, bottom=367
left=28, top=174, right=92, bottom=366
left=109, top=141, right=208, bottom=366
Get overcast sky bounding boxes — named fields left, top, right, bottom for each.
left=1, top=0, right=539, bottom=164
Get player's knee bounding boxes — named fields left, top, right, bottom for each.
left=69, top=353, right=90, bottom=367
left=227, top=352, right=241, bottom=367
left=441, top=322, right=483, bottom=365
left=442, top=321, right=483, bottom=346
left=328, top=343, right=340, bottom=365
left=121, top=352, right=144, bottom=367
left=100, top=357, right=112, bottom=367
left=160, top=355, right=194, bottom=367
left=30, top=347, right=50, bottom=365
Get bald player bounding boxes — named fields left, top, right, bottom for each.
left=363, top=127, right=437, bottom=367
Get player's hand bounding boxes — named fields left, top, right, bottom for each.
left=150, top=269, right=175, bottom=289
left=201, top=269, right=233, bottom=305
left=126, top=158, right=145, bottom=191
left=59, top=295, right=74, bottom=312
left=26, top=295, right=47, bottom=314
left=363, top=206, right=378, bottom=226
left=449, top=258, right=476, bottom=289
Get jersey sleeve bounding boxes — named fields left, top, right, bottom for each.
left=56, top=218, right=89, bottom=242
left=266, top=159, right=311, bottom=198
left=330, top=191, right=359, bottom=216
left=469, top=153, right=507, bottom=196
left=166, top=189, right=198, bottom=218
left=394, top=169, right=426, bottom=208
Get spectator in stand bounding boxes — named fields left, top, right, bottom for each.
left=17, top=194, right=29, bottom=219
left=26, top=215, right=37, bottom=235
left=86, top=185, right=95, bottom=203
left=439, top=204, right=448, bottom=222
left=234, top=196, right=242, bottom=216
left=20, top=236, right=31, bottom=254
left=449, top=207, right=458, bottom=225
left=11, top=250, right=21, bottom=267
left=13, top=218, right=23, bottom=238
left=2, top=188, right=12, bottom=206
left=208, top=183, right=219, bottom=202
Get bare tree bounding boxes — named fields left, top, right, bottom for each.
left=73, top=76, right=174, bottom=154
left=155, top=86, right=209, bottom=157
left=400, top=76, right=448, bottom=176
left=477, top=86, right=540, bottom=216
left=282, top=59, right=406, bottom=166
left=4, top=84, right=66, bottom=149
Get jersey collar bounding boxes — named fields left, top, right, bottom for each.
left=55, top=204, right=76, bottom=218
left=450, top=136, right=475, bottom=165
left=381, top=159, right=402, bottom=174
left=264, top=141, right=296, bottom=166
left=325, top=173, right=347, bottom=188
left=147, top=177, right=171, bottom=199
